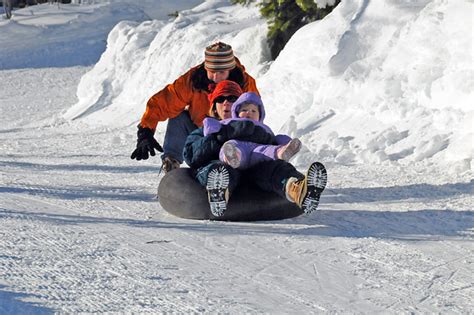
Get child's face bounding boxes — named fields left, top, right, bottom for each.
left=238, top=103, right=260, bottom=121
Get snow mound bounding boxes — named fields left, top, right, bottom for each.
left=63, top=0, right=269, bottom=125
left=259, top=0, right=473, bottom=171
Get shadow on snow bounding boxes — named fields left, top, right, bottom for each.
left=0, top=178, right=471, bottom=203
left=0, top=160, right=160, bottom=174
left=1, top=171, right=472, bottom=239
left=325, top=180, right=473, bottom=203
left=0, top=185, right=155, bottom=201
left=0, top=285, right=54, bottom=315
left=0, top=207, right=472, bottom=241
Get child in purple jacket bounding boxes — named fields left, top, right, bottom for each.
left=203, top=92, right=301, bottom=169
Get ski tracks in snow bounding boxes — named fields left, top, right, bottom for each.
left=0, top=195, right=197, bottom=313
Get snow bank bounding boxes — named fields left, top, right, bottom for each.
left=65, top=0, right=472, bottom=172
left=63, top=0, right=269, bottom=125
left=0, top=1, right=202, bottom=69
left=260, top=0, right=473, bottom=171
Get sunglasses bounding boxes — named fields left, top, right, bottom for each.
left=214, top=95, right=238, bottom=103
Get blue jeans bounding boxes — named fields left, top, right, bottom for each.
left=163, top=111, right=198, bottom=163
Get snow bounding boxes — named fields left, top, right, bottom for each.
left=0, top=0, right=473, bottom=313
left=0, top=0, right=202, bottom=69
left=313, top=0, right=338, bottom=8
left=259, top=0, right=474, bottom=171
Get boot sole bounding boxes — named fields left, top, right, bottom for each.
left=222, top=142, right=241, bottom=169
left=206, top=165, right=230, bottom=217
left=301, top=162, right=327, bottom=214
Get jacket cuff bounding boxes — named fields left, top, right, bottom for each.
left=274, top=134, right=291, bottom=145
left=203, top=117, right=222, bottom=136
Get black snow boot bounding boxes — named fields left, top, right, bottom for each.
left=206, top=164, right=231, bottom=217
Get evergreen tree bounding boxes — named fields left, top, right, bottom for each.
left=231, top=0, right=340, bottom=59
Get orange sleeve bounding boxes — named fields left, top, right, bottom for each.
left=139, top=70, right=194, bottom=131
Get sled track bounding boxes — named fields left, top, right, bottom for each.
left=0, top=195, right=205, bottom=313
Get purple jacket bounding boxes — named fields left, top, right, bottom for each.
left=203, top=92, right=291, bottom=144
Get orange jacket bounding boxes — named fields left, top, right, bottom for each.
left=140, top=61, right=259, bottom=130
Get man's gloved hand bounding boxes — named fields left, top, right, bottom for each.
left=216, top=120, right=255, bottom=143
left=130, top=126, right=163, bottom=160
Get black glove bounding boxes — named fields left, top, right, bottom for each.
left=216, top=120, right=255, bottom=143
left=130, top=126, right=163, bottom=160
left=237, top=125, right=274, bottom=144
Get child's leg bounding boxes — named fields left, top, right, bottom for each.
left=219, top=140, right=257, bottom=169
left=249, top=144, right=280, bottom=167
left=248, top=138, right=301, bottom=167
left=220, top=141, right=242, bottom=168
left=276, top=138, right=301, bottom=161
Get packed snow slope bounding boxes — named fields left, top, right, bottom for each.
left=63, top=0, right=473, bottom=173
left=0, top=0, right=202, bottom=69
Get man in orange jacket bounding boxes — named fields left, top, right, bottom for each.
left=131, top=42, right=260, bottom=173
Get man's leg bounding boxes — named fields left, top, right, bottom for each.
left=194, top=160, right=241, bottom=193
left=286, top=162, right=327, bottom=213
left=246, top=160, right=303, bottom=198
left=247, top=160, right=327, bottom=213
left=194, top=160, right=241, bottom=217
left=162, top=111, right=198, bottom=163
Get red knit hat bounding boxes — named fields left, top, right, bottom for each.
left=208, top=80, right=243, bottom=117
left=208, top=80, right=243, bottom=104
